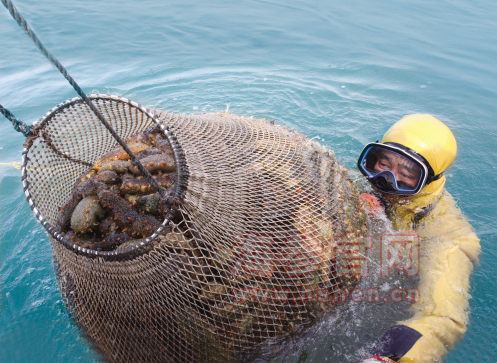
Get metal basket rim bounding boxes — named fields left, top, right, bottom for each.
left=21, top=94, right=189, bottom=261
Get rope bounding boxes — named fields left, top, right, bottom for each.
left=0, top=104, right=32, bottom=136
left=41, top=129, right=93, bottom=168
left=1, top=0, right=167, bottom=198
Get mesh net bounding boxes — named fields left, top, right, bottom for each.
left=23, top=95, right=370, bottom=363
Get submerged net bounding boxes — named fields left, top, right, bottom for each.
left=22, top=94, right=370, bottom=363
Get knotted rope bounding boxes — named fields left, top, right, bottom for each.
left=0, top=104, right=31, bottom=136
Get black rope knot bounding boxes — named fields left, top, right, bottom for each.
left=0, top=104, right=32, bottom=137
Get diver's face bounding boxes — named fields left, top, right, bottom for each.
left=374, top=150, right=421, bottom=190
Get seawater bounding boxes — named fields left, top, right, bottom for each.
left=1, top=0, right=496, bottom=362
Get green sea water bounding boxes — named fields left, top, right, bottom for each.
left=1, top=0, right=496, bottom=361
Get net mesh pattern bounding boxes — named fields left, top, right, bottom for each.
left=23, top=95, right=369, bottom=363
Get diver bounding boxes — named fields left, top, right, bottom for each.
left=356, top=114, right=481, bottom=363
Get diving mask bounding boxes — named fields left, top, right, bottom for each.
left=357, top=142, right=439, bottom=196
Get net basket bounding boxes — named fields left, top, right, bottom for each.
left=22, top=94, right=369, bottom=363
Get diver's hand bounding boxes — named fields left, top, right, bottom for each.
left=364, top=325, right=422, bottom=363
left=361, top=356, right=396, bottom=363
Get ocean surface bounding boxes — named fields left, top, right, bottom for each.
left=1, top=0, right=496, bottom=362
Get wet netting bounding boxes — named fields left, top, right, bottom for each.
left=22, top=94, right=370, bottom=363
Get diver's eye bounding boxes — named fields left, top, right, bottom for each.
left=401, top=173, right=415, bottom=179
